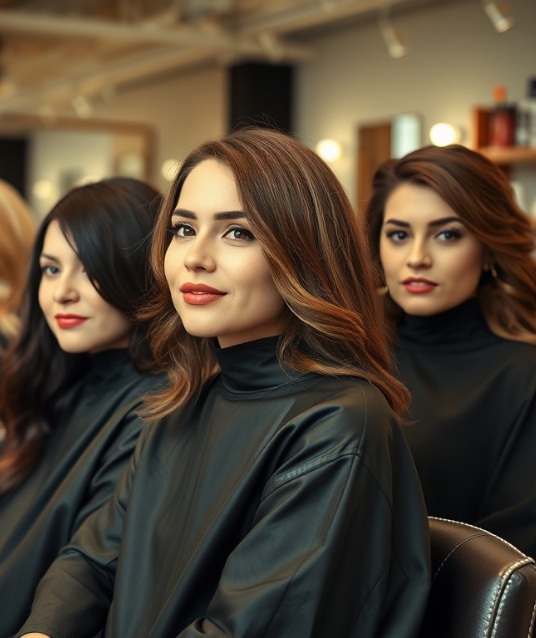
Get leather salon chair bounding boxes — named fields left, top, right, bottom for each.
left=419, top=517, right=536, bottom=637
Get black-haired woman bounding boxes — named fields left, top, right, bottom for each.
left=0, top=177, right=164, bottom=634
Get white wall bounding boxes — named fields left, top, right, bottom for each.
left=295, top=0, right=535, bottom=208
left=95, top=65, right=227, bottom=192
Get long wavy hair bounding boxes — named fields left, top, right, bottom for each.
left=365, top=144, right=536, bottom=344
left=142, top=127, right=410, bottom=420
left=0, top=180, right=36, bottom=343
left=0, top=177, right=163, bottom=495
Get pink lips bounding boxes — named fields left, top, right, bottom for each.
left=55, top=314, right=88, bottom=328
left=179, top=283, right=226, bottom=305
left=402, top=278, right=438, bottom=294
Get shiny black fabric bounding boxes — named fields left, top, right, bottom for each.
left=395, top=299, right=536, bottom=556
left=19, top=337, right=430, bottom=638
left=0, top=349, right=163, bottom=636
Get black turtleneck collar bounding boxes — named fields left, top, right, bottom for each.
left=213, top=336, right=313, bottom=398
left=396, top=298, right=498, bottom=352
left=88, top=348, right=132, bottom=381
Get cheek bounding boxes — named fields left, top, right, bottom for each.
left=379, top=242, right=396, bottom=278
left=236, top=253, right=281, bottom=305
left=97, top=301, right=130, bottom=331
left=112, top=312, right=132, bottom=334
left=37, top=282, right=48, bottom=312
left=163, top=247, right=175, bottom=286
left=254, top=268, right=285, bottom=310
left=451, top=245, right=485, bottom=280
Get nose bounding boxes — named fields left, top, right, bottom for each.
left=52, top=273, right=79, bottom=304
left=406, top=239, right=432, bottom=269
left=183, top=235, right=216, bottom=272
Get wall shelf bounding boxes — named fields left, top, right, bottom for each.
left=473, top=107, right=536, bottom=166
left=473, top=107, right=536, bottom=230
left=478, top=146, right=536, bottom=166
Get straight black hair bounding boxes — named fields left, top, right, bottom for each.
left=0, top=176, right=163, bottom=494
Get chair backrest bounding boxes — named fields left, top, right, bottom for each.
left=419, top=517, right=536, bottom=638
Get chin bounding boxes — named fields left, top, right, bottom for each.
left=57, top=344, right=87, bottom=353
left=396, top=300, right=442, bottom=317
left=53, top=336, right=87, bottom=353
left=180, top=323, right=216, bottom=340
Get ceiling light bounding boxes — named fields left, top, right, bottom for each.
left=71, top=94, right=93, bottom=118
left=258, top=33, right=285, bottom=62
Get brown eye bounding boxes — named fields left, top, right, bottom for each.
left=386, top=230, right=408, bottom=242
left=224, top=227, right=255, bottom=241
left=437, top=229, right=462, bottom=241
left=169, top=223, right=195, bottom=237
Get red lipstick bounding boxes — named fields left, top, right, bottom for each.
left=402, top=277, right=438, bottom=294
left=55, top=314, right=88, bottom=328
left=179, top=283, right=226, bottom=305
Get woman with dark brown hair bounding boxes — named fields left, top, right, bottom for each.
left=366, top=143, right=536, bottom=556
left=19, top=128, right=430, bottom=638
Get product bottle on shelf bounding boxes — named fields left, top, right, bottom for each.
left=490, top=84, right=516, bottom=147
left=516, top=99, right=530, bottom=147
left=526, top=77, right=536, bottom=148
left=515, top=78, right=536, bottom=148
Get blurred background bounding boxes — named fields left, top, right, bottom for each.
left=0, top=0, right=533, bottom=219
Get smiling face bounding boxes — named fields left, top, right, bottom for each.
left=379, top=182, right=486, bottom=316
left=38, top=220, right=132, bottom=353
left=164, top=159, right=288, bottom=348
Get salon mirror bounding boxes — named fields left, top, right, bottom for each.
left=0, top=115, right=155, bottom=218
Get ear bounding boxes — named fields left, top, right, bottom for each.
left=482, top=247, right=494, bottom=272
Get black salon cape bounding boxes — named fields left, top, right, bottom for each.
left=19, top=337, right=430, bottom=638
left=0, top=349, right=162, bottom=636
left=395, top=299, right=536, bottom=556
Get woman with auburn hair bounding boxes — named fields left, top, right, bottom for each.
left=0, top=177, right=164, bottom=635
left=19, top=128, right=430, bottom=638
left=365, top=143, right=536, bottom=556
left=0, top=179, right=36, bottom=347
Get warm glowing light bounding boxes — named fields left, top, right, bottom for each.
left=32, top=179, right=54, bottom=200
left=429, top=123, right=461, bottom=147
left=315, top=139, right=341, bottom=162
left=161, top=159, right=180, bottom=182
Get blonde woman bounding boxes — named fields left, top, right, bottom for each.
left=0, top=180, right=36, bottom=346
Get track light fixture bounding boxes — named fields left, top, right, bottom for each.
left=379, top=14, right=407, bottom=59
left=483, top=0, right=514, bottom=33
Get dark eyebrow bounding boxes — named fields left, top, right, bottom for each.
left=383, top=216, right=463, bottom=228
left=39, top=253, right=59, bottom=262
left=171, top=209, right=247, bottom=221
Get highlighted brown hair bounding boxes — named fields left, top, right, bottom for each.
left=142, top=127, right=410, bottom=418
left=365, top=144, right=536, bottom=344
